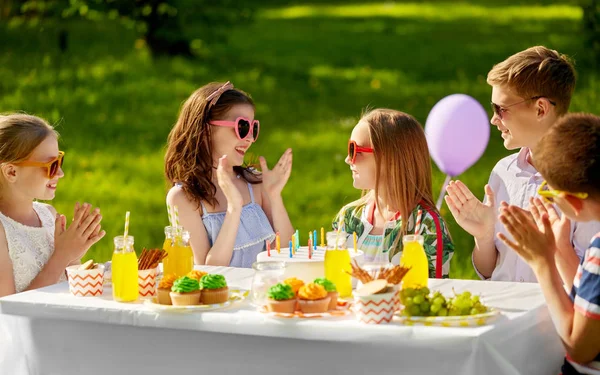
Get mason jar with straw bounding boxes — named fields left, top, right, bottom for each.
left=163, top=205, right=193, bottom=277
left=111, top=211, right=139, bottom=302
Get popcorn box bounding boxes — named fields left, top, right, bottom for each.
left=354, top=290, right=396, bottom=324
left=66, top=264, right=105, bottom=297
left=138, top=268, right=157, bottom=298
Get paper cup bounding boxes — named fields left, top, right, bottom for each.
left=354, top=291, right=396, bottom=324
left=66, top=264, right=105, bottom=297
left=138, top=268, right=157, bottom=298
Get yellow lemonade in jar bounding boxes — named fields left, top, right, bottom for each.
left=324, top=248, right=352, bottom=297
left=400, top=234, right=428, bottom=289
left=112, top=235, right=139, bottom=302
left=162, top=226, right=176, bottom=275
left=163, top=227, right=194, bottom=277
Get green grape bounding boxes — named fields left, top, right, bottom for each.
left=438, top=307, right=448, bottom=316
left=433, top=297, right=445, bottom=306
left=461, top=291, right=472, bottom=299
left=403, top=297, right=413, bottom=306
left=404, top=288, right=416, bottom=297
left=430, top=304, right=441, bottom=314
left=420, top=301, right=430, bottom=313
left=470, top=308, right=479, bottom=315
left=421, top=287, right=430, bottom=295
left=471, top=295, right=480, bottom=303
left=413, top=294, right=425, bottom=305
left=409, top=305, right=421, bottom=316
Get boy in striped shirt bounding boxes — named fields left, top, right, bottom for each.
left=498, top=113, right=600, bottom=374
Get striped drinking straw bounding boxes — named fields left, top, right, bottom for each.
left=123, top=211, right=130, bottom=241
left=414, top=209, right=423, bottom=234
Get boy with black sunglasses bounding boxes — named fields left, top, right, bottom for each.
left=445, top=46, right=600, bottom=284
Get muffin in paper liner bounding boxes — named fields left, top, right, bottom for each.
left=170, top=290, right=201, bottom=306
left=201, top=287, right=229, bottom=304
left=298, top=296, right=331, bottom=314
left=354, top=291, right=396, bottom=324
left=266, top=298, right=297, bottom=313
left=66, top=264, right=105, bottom=297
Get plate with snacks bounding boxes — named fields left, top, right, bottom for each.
left=394, top=287, right=500, bottom=327
left=258, top=281, right=352, bottom=319
left=144, top=288, right=248, bottom=312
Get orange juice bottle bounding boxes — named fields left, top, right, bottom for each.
left=324, top=231, right=352, bottom=297
left=163, top=227, right=193, bottom=277
left=111, top=235, right=139, bottom=302
left=400, top=234, right=428, bottom=289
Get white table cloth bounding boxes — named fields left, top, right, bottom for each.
left=0, top=266, right=564, bottom=375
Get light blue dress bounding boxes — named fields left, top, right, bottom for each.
left=201, top=182, right=275, bottom=268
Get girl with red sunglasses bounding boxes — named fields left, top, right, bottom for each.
left=165, top=82, right=294, bottom=268
left=0, top=114, right=105, bottom=297
left=334, top=109, right=454, bottom=278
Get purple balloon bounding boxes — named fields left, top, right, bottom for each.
left=425, top=94, right=490, bottom=177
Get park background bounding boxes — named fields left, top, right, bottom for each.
left=1, top=0, right=599, bottom=278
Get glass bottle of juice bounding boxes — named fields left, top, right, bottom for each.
left=324, top=231, right=352, bottom=298
left=162, top=226, right=175, bottom=275
left=163, top=227, right=194, bottom=277
left=400, top=234, right=428, bottom=289
left=112, top=235, right=139, bottom=302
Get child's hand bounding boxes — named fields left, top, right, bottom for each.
left=497, top=204, right=556, bottom=267
left=54, top=204, right=105, bottom=264
left=529, top=197, right=572, bottom=255
left=259, top=148, right=292, bottom=198
left=216, top=155, right=243, bottom=210
left=445, top=180, right=496, bottom=240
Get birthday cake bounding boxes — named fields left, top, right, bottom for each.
left=256, top=246, right=364, bottom=282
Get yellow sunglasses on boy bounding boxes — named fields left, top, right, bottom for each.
left=537, top=180, right=588, bottom=203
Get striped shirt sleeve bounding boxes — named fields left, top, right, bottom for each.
left=573, top=235, right=600, bottom=320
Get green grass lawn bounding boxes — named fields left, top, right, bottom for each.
left=0, top=1, right=597, bottom=279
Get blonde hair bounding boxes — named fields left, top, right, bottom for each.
left=337, top=109, right=438, bottom=242
left=0, top=114, right=58, bottom=167
left=487, top=46, right=575, bottom=115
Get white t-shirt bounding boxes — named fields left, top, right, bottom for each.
left=473, top=147, right=600, bottom=282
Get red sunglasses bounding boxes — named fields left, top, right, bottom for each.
left=348, top=140, right=374, bottom=164
left=14, top=151, right=65, bottom=179
left=209, top=117, right=260, bottom=141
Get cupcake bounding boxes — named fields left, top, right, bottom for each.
left=187, top=270, right=208, bottom=281
left=199, top=274, right=229, bottom=304
left=169, top=276, right=201, bottom=306
left=284, top=277, right=305, bottom=296
left=266, top=283, right=296, bottom=313
left=297, top=283, right=330, bottom=314
left=314, top=278, right=338, bottom=311
left=157, top=274, right=178, bottom=305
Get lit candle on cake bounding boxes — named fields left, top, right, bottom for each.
left=321, top=227, right=325, bottom=247
left=313, top=230, right=317, bottom=249
left=292, top=234, right=296, bottom=255
left=276, top=232, right=280, bottom=254
left=289, top=240, right=293, bottom=258
left=308, top=237, right=312, bottom=259
left=295, top=229, right=299, bottom=250
left=266, top=239, right=271, bottom=257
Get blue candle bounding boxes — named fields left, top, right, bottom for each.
left=289, top=240, right=293, bottom=258
left=313, top=230, right=317, bottom=249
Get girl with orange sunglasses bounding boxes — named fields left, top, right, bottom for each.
left=0, top=114, right=105, bottom=297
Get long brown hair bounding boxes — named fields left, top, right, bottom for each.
left=339, top=109, right=438, bottom=237
left=0, top=113, right=58, bottom=167
left=164, top=82, right=260, bottom=209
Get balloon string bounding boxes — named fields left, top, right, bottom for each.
left=435, top=175, right=452, bottom=210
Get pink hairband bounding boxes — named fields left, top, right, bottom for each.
left=206, top=81, right=234, bottom=109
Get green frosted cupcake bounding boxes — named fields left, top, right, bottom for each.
left=266, top=283, right=296, bottom=313
left=314, top=278, right=338, bottom=311
left=199, top=274, right=229, bottom=304
left=169, top=276, right=201, bottom=306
